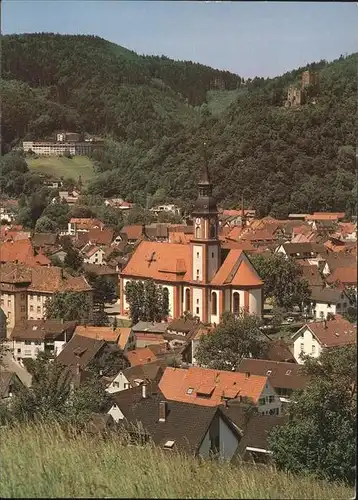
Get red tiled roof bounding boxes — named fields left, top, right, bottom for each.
left=326, top=267, right=358, bottom=285
left=211, top=250, right=263, bottom=287
left=120, top=225, right=143, bottom=241
left=305, top=212, right=345, bottom=221
left=88, top=228, right=114, bottom=246
left=121, top=241, right=191, bottom=282
left=227, top=226, right=244, bottom=241
left=159, top=366, right=268, bottom=406
left=298, top=318, right=356, bottom=348
left=126, top=347, right=158, bottom=367
left=0, top=239, right=39, bottom=266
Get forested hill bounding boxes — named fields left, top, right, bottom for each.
left=1, top=33, right=240, bottom=148
left=1, top=33, right=357, bottom=217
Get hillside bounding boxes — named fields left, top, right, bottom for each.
left=27, top=155, right=95, bottom=183
left=0, top=423, right=353, bottom=499
left=1, top=33, right=357, bottom=216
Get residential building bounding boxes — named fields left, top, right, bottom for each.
left=10, top=320, right=77, bottom=361
left=125, top=346, right=158, bottom=367
left=0, top=239, right=51, bottom=267
left=81, top=245, right=105, bottom=265
left=158, top=366, right=281, bottom=415
left=0, top=199, right=18, bottom=223
left=67, top=218, right=104, bottom=236
left=131, top=321, right=168, bottom=348
left=105, top=361, right=164, bottom=394
left=108, top=385, right=241, bottom=461
left=237, top=359, right=309, bottom=400
left=55, top=334, right=107, bottom=377
left=0, top=262, right=92, bottom=331
left=120, top=161, right=264, bottom=324
left=291, top=317, right=356, bottom=364
left=22, top=140, right=103, bottom=156
left=74, top=325, right=135, bottom=352
left=308, top=287, right=350, bottom=320
left=150, top=204, right=181, bottom=216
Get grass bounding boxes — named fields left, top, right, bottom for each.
left=0, top=422, right=353, bottom=499
left=206, top=88, right=248, bottom=116
left=27, top=155, right=96, bottom=183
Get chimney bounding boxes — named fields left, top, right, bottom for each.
left=159, top=401, right=167, bottom=422
left=142, top=383, right=147, bottom=399
left=245, top=372, right=250, bottom=378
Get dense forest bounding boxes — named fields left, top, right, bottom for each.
left=1, top=33, right=357, bottom=217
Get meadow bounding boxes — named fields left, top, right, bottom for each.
left=0, top=422, right=353, bottom=499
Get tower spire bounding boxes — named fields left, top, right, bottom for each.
left=199, top=141, right=211, bottom=185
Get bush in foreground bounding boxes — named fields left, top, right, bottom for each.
left=0, top=422, right=354, bottom=499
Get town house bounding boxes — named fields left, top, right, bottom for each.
left=0, top=262, right=92, bottom=332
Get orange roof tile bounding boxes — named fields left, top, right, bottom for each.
left=74, top=326, right=121, bottom=343
left=0, top=239, right=38, bottom=266
left=301, top=318, right=356, bottom=348
left=126, top=347, right=158, bottom=367
left=159, top=366, right=268, bottom=406
left=326, top=267, right=358, bottom=285
left=211, top=250, right=263, bottom=287
left=305, top=212, right=345, bottom=221
left=121, top=241, right=191, bottom=282
left=227, top=226, right=244, bottom=241
left=120, top=225, right=143, bottom=241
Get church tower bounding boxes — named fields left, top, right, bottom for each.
left=191, top=143, right=221, bottom=284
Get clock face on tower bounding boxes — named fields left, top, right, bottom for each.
left=195, top=218, right=201, bottom=225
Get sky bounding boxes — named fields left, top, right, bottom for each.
left=2, top=1, right=357, bottom=78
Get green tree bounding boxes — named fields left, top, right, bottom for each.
left=125, top=279, right=169, bottom=324
left=88, top=343, right=129, bottom=377
left=9, top=352, right=112, bottom=427
left=64, top=247, right=83, bottom=272
left=269, top=345, right=356, bottom=485
left=250, top=253, right=310, bottom=310
left=195, top=312, right=268, bottom=371
left=45, top=292, right=91, bottom=323
left=35, top=215, right=59, bottom=233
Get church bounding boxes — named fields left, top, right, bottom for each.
left=119, top=158, right=264, bottom=324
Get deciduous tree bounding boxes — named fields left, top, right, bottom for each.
left=195, top=312, right=268, bottom=371
left=269, top=345, right=356, bottom=485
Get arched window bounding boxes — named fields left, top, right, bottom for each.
left=195, top=225, right=201, bottom=239
left=233, top=292, right=240, bottom=315
left=211, top=292, right=217, bottom=316
left=185, top=289, right=191, bottom=312
left=210, top=223, right=216, bottom=239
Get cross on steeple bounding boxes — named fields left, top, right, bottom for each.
left=146, top=251, right=157, bottom=267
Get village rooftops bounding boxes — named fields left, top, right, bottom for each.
left=0, top=262, right=92, bottom=293
left=309, top=287, right=348, bottom=304
left=56, top=334, right=106, bottom=373
left=237, top=359, right=309, bottom=392
left=10, top=320, right=77, bottom=341
left=111, top=385, right=239, bottom=456
left=158, top=366, right=269, bottom=407
left=132, top=321, right=169, bottom=334
left=293, top=317, right=356, bottom=348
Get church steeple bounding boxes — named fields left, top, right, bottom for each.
left=192, top=142, right=218, bottom=218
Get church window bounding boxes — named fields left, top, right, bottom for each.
left=195, top=225, right=201, bottom=239
left=233, top=292, right=240, bottom=315
left=185, top=289, right=190, bottom=312
left=197, top=252, right=199, bottom=258
left=210, top=224, right=216, bottom=238
left=211, top=292, right=217, bottom=316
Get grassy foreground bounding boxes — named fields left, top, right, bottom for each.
left=27, top=155, right=95, bottom=183
left=0, top=423, right=353, bottom=499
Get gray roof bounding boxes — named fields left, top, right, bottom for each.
left=56, top=334, right=106, bottom=374
left=11, top=320, right=77, bottom=341
left=132, top=321, right=168, bottom=334
left=310, top=287, right=346, bottom=304
left=235, top=414, right=288, bottom=456
left=112, top=386, right=237, bottom=455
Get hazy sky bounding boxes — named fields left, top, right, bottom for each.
left=2, top=1, right=357, bottom=78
